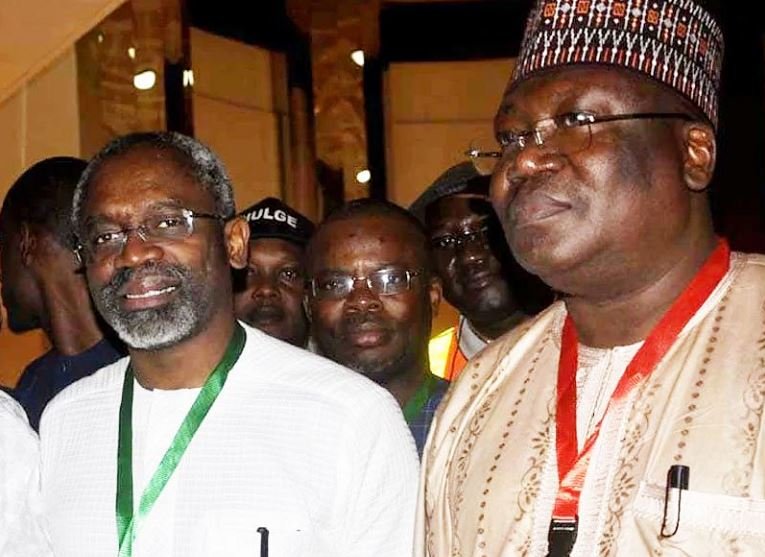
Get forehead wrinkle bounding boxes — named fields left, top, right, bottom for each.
left=82, top=197, right=187, bottom=226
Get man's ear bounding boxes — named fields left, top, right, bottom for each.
left=225, top=217, right=250, bottom=270
left=18, top=222, right=38, bottom=267
left=682, top=122, right=716, bottom=192
left=428, top=275, right=442, bottom=317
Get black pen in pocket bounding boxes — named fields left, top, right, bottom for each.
left=660, top=464, right=689, bottom=538
left=257, top=526, right=269, bottom=557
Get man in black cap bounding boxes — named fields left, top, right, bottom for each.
left=410, top=162, right=550, bottom=381
left=234, top=197, right=314, bottom=347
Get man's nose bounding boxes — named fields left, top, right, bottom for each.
left=113, top=230, right=164, bottom=269
left=250, top=273, right=279, bottom=299
left=455, top=234, right=490, bottom=266
left=344, top=278, right=383, bottom=312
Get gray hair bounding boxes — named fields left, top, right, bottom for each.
left=71, top=131, right=235, bottom=233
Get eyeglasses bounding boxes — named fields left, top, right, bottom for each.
left=77, top=208, right=225, bottom=263
left=431, top=224, right=490, bottom=251
left=309, top=267, right=422, bottom=300
left=465, top=111, right=694, bottom=175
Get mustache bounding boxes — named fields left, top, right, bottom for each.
left=339, top=312, right=392, bottom=337
left=99, top=261, right=189, bottom=298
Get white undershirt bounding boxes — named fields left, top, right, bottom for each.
left=458, top=316, right=488, bottom=360
left=575, top=342, right=643, bottom=450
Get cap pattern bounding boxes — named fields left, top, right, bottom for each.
left=513, top=0, right=724, bottom=126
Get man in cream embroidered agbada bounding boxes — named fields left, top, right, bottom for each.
left=417, top=1, right=765, bottom=555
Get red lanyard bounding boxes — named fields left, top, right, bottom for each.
left=553, top=239, right=730, bottom=521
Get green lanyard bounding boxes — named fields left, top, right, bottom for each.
left=116, top=324, right=246, bottom=556
left=402, top=374, right=437, bottom=424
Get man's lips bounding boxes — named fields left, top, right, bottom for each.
left=248, top=304, right=285, bottom=324
left=510, top=191, right=572, bottom=228
left=342, top=323, right=392, bottom=348
left=119, top=276, right=180, bottom=310
left=124, top=286, right=177, bottom=300
left=460, top=269, right=499, bottom=291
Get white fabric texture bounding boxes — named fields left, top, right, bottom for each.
left=0, top=390, right=52, bottom=556
left=40, top=323, right=419, bottom=557
left=457, top=316, right=488, bottom=360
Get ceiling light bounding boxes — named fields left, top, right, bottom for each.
left=133, top=70, right=157, bottom=90
left=350, top=50, right=365, bottom=67
left=355, top=169, right=371, bottom=184
left=127, top=47, right=136, bottom=60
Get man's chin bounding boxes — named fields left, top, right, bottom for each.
left=456, top=286, right=514, bottom=318
left=341, top=352, right=407, bottom=384
left=105, top=306, right=200, bottom=351
left=250, top=320, right=289, bottom=341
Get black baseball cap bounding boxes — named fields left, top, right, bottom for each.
left=239, top=197, right=315, bottom=246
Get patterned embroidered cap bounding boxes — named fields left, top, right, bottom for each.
left=512, top=0, right=724, bottom=127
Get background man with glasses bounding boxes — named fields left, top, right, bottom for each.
left=307, top=199, right=447, bottom=456
left=39, top=132, right=419, bottom=557
left=418, top=1, right=765, bottom=555
left=410, top=162, right=551, bottom=381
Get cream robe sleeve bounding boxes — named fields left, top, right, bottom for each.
left=0, top=390, right=52, bottom=556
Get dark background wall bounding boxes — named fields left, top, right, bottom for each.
left=192, top=0, right=765, bottom=251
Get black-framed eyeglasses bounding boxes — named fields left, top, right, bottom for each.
left=309, top=267, right=423, bottom=300
left=465, top=111, right=694, bottom=175
left=76, top=208, right=226, bottom=263
left=431, top=224, right=490, bottom=251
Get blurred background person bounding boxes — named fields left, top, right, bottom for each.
left=410, top=162, right=552, bottom=381
left=0, top=157, right=123, bottom=430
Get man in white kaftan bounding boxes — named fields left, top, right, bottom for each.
left=42, top=324, right=418, bottom=557
left=40, top=131, right=418, bottom=557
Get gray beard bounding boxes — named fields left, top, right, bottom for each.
left=92, top=262, right=211, bottom=351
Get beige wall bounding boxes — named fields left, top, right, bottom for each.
left=384, top=58, right=514, bottom=334
left=384, top=58, right=514, bottom=208
left=191, top=28, right=288, bottom=212
left=0, top=49, right=80, bottom=387
left=0, top=0, right=124, bottom=107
